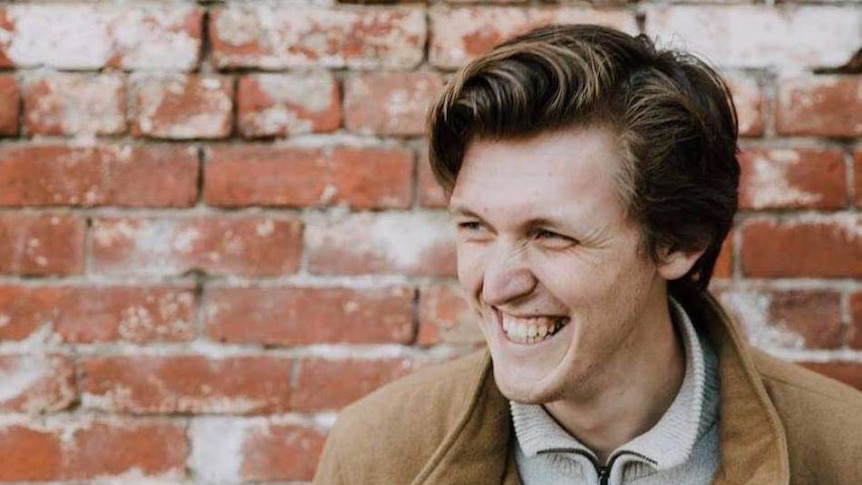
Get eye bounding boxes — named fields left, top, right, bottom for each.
left=533, top=229, right=567, bottom=240
left=457, top=221, right=485, bottom=232
left=532, top=229, right=576, bottom=248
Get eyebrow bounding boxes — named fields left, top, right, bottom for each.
left=449, top=205, right=573, bottom=232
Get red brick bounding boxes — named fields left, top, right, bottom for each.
left=133, top=74, right=233, bottom=140
left=82, top=355, right=292, bottom=414
left=0, top=214, right=84, bottom=276
left=646, top=6, right=861, bottom=69
left=0, top=145, right=198, bottom=207
left=800, top=362, right=862, bottom=392
left=716, top=288, right=843, bottom=350
left=738, top=148, right=847, bottom=210
left=23, top=73, right=125, bottom=136
left=91, top=215, right=302, bottom=277
left=712, top=233, right=733, bottom=280
left=418, top=284, right=483, bottom=346
left=205, top=286, right=414, bottom=346
left=418, top=150, right=448, bottom=208
left=740, top=216, right=862, bottom=278
left=429, top=7, right=637, bottom=68
left=210, top=6, right=425, bottom=70
left=0, top=285, right=195, bottom=343
left=848, top=292, right=862, bottom=349
left=0, top=354, right=75, bottom=413
left=856, top=151, right=862, bottom=208
left=777, top=76, right=862, bottom=138
left=0, top=74, right=19, bottom=135
left=241, top=422, right=327, bottom=481
left=345, top=72, right=444, bottom=136
left=725, top=74, right=763, bottom=138
left=238, top=73, right=340, bottom=138
left=306, top=212, right=456, bottom=276
left=0, top=5, right=202, bottom=70
left=0, top=419, right=186, bottom=480
left=205, top=146, right=413, bottom=209
left=291, top=358, right=417, bottom=411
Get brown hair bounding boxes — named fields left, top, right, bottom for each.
left=427, top=24, right=740, bottom=294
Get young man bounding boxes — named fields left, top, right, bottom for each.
left=313, top=25, right=862, bottom=484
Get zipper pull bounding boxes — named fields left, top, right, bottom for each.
left=597, top=465, right=610, bottom=485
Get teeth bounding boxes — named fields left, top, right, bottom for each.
left=500, top=313, right=568, bottom=344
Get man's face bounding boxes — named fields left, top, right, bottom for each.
left=449, top=127, right=670, bottom=404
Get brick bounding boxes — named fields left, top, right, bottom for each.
left=82, top=355, right=293, bottom=414
left=210, top=6, right=425, bottom=70
left=848, top=292, right=862, bottom=349
left=133, top=74, right=233, bottom=140
left=205, top=286, right=414, bottom=346
left=738, top=148, right=847, bottom=210
left=238, top=73, right=340, bottom=138
left=716, top=288, right=843, bottom=350
left=800, top=363, right=862, bottom=392
left=0, top=354, right=75, bottom=413
left=0, top=74, right=19, bottom=135
left=241, top=421, right=327, bottom=481
left=345, top=72, right=444, bottom=136
left=711, top=233, right=733, bottom=281
left=418, top=150, right=448, bottom=208
left=740, top=216, right=862, bottom=278
left=0, top=214, right=84, bottom=276
left=418, top=284, right=483, bottom=346
left=91, top=215, right=302, bottom=277
left=725, top=74, right=763, bottom=138
left=0, top=285, right=194, bottom=344
left=646, top=6, right=862, bottom=69
left=306, top=211, right=456, bottom=276
left=291, top=358, right=417, bottom=411
left=855, top=151, right=862, bottom=208
left=205, top=146, right=413, bottom=209
left=23, top=73, right=125, bottom=136
left=429, top=7, right=637, bottom=68
left=0, top=145, right=199, bottom=207
left=777, top=76, right=862, bottom=138
left=0, top=418, right=186, bottom=481
left=190, top=417, right=326, bottom=483
left=0, top=5, right=202, bottom=70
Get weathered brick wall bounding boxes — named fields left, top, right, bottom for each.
left=0, top=1, right=859, bottom=483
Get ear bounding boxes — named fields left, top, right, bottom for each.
left=655, top=246, right=706, bottom=281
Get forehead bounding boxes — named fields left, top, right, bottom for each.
left=450, top=127, right=625, bottom=222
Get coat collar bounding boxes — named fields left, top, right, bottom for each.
left=410, top=290, right=790, bottom=485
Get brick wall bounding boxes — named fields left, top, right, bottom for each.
left=0, top=1, right=859, bottom=483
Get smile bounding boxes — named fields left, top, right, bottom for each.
left=496, top=309, right=570, bottom=345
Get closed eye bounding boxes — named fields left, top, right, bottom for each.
left=457, top=221, right=485, bottom=231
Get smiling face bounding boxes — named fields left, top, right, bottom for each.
left=450, top=126, right=678, bottom=404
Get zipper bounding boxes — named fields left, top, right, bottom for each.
left=538, top=448, right=657, bottom=485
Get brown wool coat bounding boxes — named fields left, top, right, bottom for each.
left=313, top=291, right=862, bottom=485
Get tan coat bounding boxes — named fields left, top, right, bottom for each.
left=313, top=291, right=862, bottom=484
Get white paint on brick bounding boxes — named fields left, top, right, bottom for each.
left=429, top=7, right=638, bottom=68
left=718, top=290, right=806, bottom=350
left=214, top=6, right=425, bottom=69
left=646, top=6, right=862, bottom=69
left=0, top=314, right=9, bottom=328
left=747, top=150, right=822, bottom=209
left=306, top=211, right=455, bottom=271
left=0, top=354, right=49, bottom=404
left=244, top=73, right=335, bottom=136
left=4, top=6, right=198, bottom=70
left=189, top=417, right=248, bottom=482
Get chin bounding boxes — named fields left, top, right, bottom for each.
left=489, top=353, right=566, bottom=405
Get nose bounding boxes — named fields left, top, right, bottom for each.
left=481, top=244, right=538, bottom=306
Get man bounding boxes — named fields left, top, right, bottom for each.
left=313, top=25, right=862, bottom=485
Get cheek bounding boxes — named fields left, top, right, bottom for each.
left=455, top=243, right=485, bottom=299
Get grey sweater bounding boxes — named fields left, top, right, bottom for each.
left=510, top=297, right=721, bottom=485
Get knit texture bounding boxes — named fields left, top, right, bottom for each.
left=510, top=296, right=721, bottom=485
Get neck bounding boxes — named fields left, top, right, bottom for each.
left=543, top=292, right=686, bottom=464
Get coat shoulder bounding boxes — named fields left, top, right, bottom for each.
left=751, top=351, right=862, bottom=481
left=313, top=351, right=490, bottom=484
